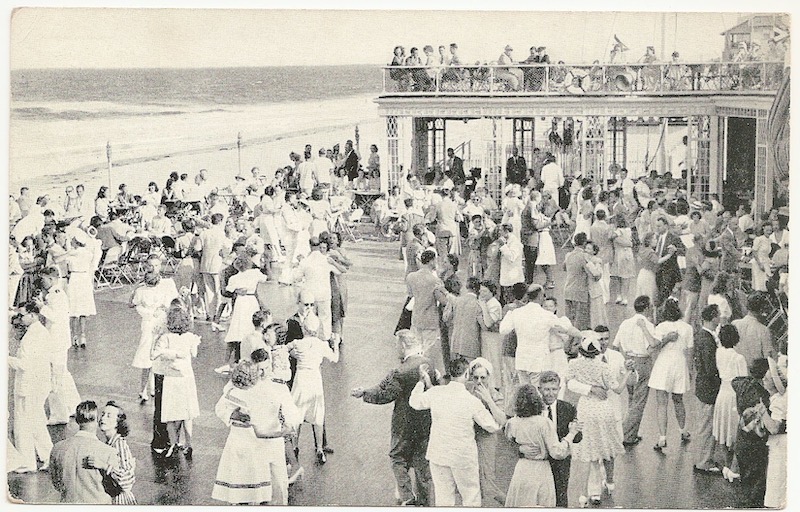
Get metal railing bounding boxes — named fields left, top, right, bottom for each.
left=381, top=61, right=785, bottom=96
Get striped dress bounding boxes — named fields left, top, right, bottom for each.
left=107, top=433, right=137, bottom=505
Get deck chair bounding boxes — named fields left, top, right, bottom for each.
left=120, top=237, right=153, bottom=283
left=333, top=208, right=363, bottom=243
left=159, top=235, right=180, bottom=273
left=95, top=245, right=125, bottom=290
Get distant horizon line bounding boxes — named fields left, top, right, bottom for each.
left=11, top=63, right=385, bottom=72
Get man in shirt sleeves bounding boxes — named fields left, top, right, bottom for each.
left=613, top=296, right=678, bottom=446
left=351, top=330, right=437, bottom=506
left=409, top=357, right=504, bottom=507
left=49, top=401, right=119, bottom=504
left=405, top=249, right=447, bottom=371
left=499, top=284, right=580, bottom=387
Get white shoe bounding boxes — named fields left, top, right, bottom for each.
left=211, top=322, right=223, bottom=331
left=214, top=364, right=231, bottom=374
left=578, top=495, right=589, bottom=508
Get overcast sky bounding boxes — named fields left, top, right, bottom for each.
left=7, top=6, right=787, bottom=69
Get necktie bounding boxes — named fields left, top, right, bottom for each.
left=657, top=234, right=665, bottom=256
left=548, top=405, right=553, bottom=421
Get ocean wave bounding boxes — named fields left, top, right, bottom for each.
left=12, top=106, right=188, bottom=121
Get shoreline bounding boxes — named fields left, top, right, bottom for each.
left=11, top=93, right=382, bottom=196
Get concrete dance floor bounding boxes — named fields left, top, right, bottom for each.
left=8, top=240, right=740, bottom=508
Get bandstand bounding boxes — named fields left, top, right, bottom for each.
left=375, top=61, right=786, bottom=214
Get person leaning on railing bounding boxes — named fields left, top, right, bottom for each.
left=389, top=46, right=409, bottom=92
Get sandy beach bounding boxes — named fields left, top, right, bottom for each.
left=10, top=93, right=382, bottom=198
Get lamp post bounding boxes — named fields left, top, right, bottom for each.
left=106, top=141, right=112, bottom=188
left=237, top=132, right=243, bottom=179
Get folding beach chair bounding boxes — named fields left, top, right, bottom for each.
left=159, top=235, right=180, bottom=273
left=95, top=245, right=125, bottom=290
left=119, top=237, right=153, bottom=283
left=333, top=208, right=363, bottom=243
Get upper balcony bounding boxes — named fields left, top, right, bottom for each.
left=379, top=61, right=785, bottom=97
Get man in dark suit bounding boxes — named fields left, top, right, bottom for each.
left=338, top=139, right=361, bottom=182
left=540, top=371, right=579, bottom=508
left=653, top=216, right=685, bottom=307
left=445, top=148, right=466, bottom=196
left=693, top=304, right=722, bottom=473
left=351, top=329, right=438, bottom=506
left=506, top=146, right=528, bottom=186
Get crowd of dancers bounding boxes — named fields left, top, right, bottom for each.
left=7, top=138, right=788, bottom=507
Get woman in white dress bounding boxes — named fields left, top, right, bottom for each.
left=254, top=186, right=284, bottom=263
left=501, top=186, right=524, bottom=239
left=151, top=307, right=200, bottom=458
left=609, top=216, right=636, bottom=306
left=308, top=189, right=332, bottom=238
left=750, top=223, right=773, bottom=292
left=287, top=314, right=340, bottom=464
left=65, top=237, right=97, bottom=348
left=584, top=242, right=608, bottom=329
left=224, top=256, right=268, bottom=366
left=573, top=187, right=594, bottom=240
left=542, top=297, right=575, bottom=399
left=131, top=272, right=172, bottom=403
left=636, top=233, right=659, bottom=319
left=712, top=324, right=748, bottom=481
left=279, top=192, right=302, bottom=285
left=763, top=355, right=787, bottom=508
left=646, top=298, right=694, bottom=451
left=212, top=360, right=274, bottom=505
left=533, top=197, right=557, bottom=288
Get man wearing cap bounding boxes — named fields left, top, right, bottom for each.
left=499, top=283, right=580, bottom=387
left=496, top=45, right=522, bottom=91
left=351, top=330, right=437, bottom=506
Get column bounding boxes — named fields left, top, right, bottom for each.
left=386, top=115, right=400, bottom=191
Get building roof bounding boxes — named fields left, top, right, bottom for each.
left=721, top=14, right=789, bottom=36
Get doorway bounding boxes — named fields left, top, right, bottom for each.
left=723, top=117, right=756, bottom=211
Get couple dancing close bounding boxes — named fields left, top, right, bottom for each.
left=352, top=328, right=624, bottom=508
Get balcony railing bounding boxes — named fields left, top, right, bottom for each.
left=380, top=61, right=785, bottom=96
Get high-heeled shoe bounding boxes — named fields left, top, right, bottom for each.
left=182, top=446, right=193, bottom=460
left=589, top=495, right=602, bottom=505
left=138, top=393, right=149, bottom=404
left=681, top=431, right=692, bottom=443
left=164, top=444, right=177, bottom=458
left=653, top=439, right=667, bottom=452
left=316, top=450, right=327, bottom=465
left=602, top=480, right=615, bottom=495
